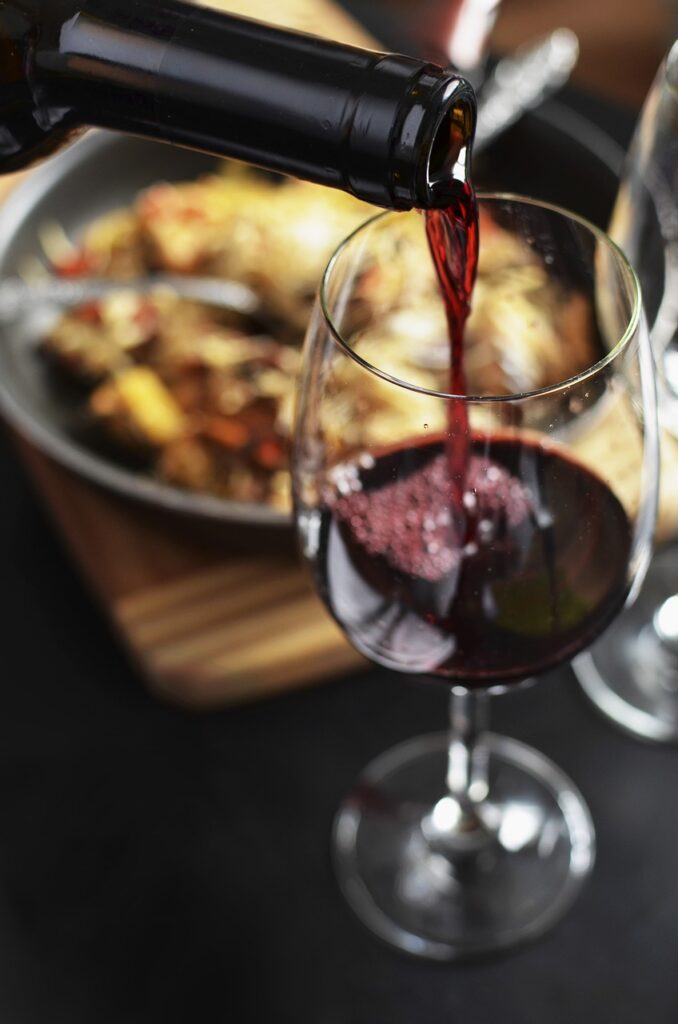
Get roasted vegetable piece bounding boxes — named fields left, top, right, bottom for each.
left=90, top=367, right=187, bottom=449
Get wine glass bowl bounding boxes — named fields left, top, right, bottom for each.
left=293, top=195, right=657, bottom=958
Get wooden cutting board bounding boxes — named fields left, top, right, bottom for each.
left=11, top=434, right=364, bottom=708
left=2, top=0, right=376, bottom=709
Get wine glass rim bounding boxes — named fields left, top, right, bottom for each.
left=319, top=191, right=642, bottom=404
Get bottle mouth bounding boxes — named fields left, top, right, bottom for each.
left=426, top=78, right=476, bottom=203
left=349, top=60, right=477, bottom=210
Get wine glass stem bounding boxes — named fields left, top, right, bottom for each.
left=447, top=689, right=490, bottom=805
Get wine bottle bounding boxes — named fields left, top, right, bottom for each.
left=0, top=0, right=475, bottom=209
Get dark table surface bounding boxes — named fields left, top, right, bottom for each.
left=2, top=13, right=678, bottom=1024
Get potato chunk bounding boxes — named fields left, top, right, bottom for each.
left=90, top=367, right=187, bottom=450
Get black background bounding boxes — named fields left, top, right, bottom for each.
left=1, top=7, right=677, bottom=1022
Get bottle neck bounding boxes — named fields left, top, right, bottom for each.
left=29, top=0, right=475, bottom=208
left=34, top=0, right=179, bottom=139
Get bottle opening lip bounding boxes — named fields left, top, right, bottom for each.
left=426, top=77, right=476, bottom=205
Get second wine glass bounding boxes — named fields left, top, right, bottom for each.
left=293, top=194, right=658, bottom=959
left=576, top=41, right=678, bottom=742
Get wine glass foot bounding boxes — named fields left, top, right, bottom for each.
left=333, top=731, right=595, bottom=961
left=575, top=547, right=678, bottom=744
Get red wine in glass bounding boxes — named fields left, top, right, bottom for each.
left=316, top=435, right=632, bottom=686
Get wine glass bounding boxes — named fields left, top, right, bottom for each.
left=575, top=42, right=678, bottom=742
left=292, top=194, right=658, bottom=959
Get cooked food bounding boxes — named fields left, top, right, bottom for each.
left=39, top=167, right=600, bottom=512
left=90, top=365, right=187, bottom=451
left=42, top=286, right=302, bottom=510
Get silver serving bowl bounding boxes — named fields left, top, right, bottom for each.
left=0, top=105, right=621, bottom=526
